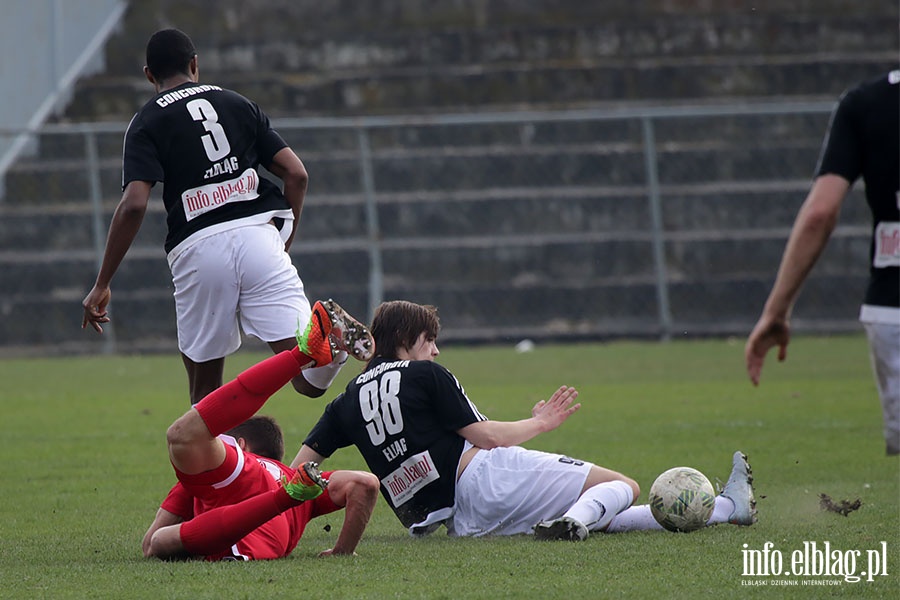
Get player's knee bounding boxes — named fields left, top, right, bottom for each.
left=166, top=412, right=203, bottom=447
left=146, top=530, right=187, bottom=561
left=145, top=530, right=167, bottom=559
left=623, top=477, right=641, bottom=502
left=361, top=471, right=379, bottom=495
left=165, top=420, right=188, bottom=448
left=352, top=472, right=380, bottom=504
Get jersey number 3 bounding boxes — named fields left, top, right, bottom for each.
left=186, top=98, right=231, bottom=161
left=359, top=371, right=403, bottom=446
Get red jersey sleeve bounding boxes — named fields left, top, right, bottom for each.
left=160, top=482, right=195, bottom=520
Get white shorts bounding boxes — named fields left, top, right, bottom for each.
left=861, top=319, right=900, bottom=448
left=170, top=224, right=310, bottom=362
left=451, top=446, right=593, bottom=537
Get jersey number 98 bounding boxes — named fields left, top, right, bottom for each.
left=359, top=371, right=403, bottom=445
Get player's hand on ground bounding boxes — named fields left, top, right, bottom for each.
left=318, top=548, right=358, bottom=558
left=745, top=315, right=791, bottom=386
left=82, top=286, right=111, bottom=333
left=532, top=386, right=580, bottom=431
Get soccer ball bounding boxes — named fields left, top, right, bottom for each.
left=649, top=466, right=716, bottom=532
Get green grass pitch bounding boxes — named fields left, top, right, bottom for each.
left=1, top=335, right=897, bottom=599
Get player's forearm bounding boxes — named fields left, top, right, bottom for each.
left=764, top=205, right=837, bottom=317
left=460, top=419, right=546, bottom=449
left=289, top=444, right=324, bottom=470
left=281, top=181, right=305, bottom=251
left=269, top=148, right=308, bottom=251
left=330, top=493, right=374, bottom=555
left=97, top=214, right=143, bottom=287
left=95, top=200, right=146, bottom=287
left=763, top=176, right=846, bottom=318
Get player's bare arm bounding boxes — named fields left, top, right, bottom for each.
left=314, top=470, right=379, bottom=557
left=745, top=174, right=849, bottom=384
left=141, top=507, right=185, bottom=559
left=82, top=180, right=152, bottom=333
left=458, top=385, right=580, bottom=449
left=266, top=148, right=308, bottom=251
left=289, top=443, right=325, bottom=470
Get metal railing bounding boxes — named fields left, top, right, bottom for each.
left=2, top=99, right=867, bottom=356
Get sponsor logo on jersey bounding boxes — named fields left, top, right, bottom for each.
left=156, top=84, right=223, bottom=107
left=381, top=450, right=439, bottom=507
left=873, top=222, right=900, bottom=267
left=181, top=168, right=260, bottom=221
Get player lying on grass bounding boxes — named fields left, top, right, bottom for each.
left=142, top=300, right=380, bottom=560
left=291, top=300, right=757, bottom=541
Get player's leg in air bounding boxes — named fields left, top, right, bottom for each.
left=271, top=298, right=377, bottom=398
left=169, top=299, right=373, bottom=475
left=146, top=300, right=373, bottom=558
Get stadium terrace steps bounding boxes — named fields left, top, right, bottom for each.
left=0, top=105, right=841, bottom=208
left=3, top=135, right=831, bottom=203
left=1, top=0, right=894, bottom=353
left=63, top=1, right=896, bottom=119
left=66, top=57, right=894, bottom=120
left=0, top=175, right=869, bottom=256
left=0, top=268, right=866, bottom=355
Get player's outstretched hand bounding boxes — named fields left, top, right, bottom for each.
left=82, top=286, right=111, bottom=333
left=532, top=386, right=580, bottom=431
left=745, top=314, right=790, bottom=386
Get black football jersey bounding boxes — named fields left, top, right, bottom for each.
left=304, top=358, right=487, bottom=528
left=122, top=82, right=291, bottom=254
left=816, top=70, right=900, bottom=308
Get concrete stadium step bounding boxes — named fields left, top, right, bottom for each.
left=0, top=177, right=870, bottom=256
left=0, top=203, right=167, bottom=251
left=3, top=135, right=828, bottom=205
left=0, top=175, right=863, bottom=253
left=71, top=0, right=895, bottom=121
left=3, top=217, right=867, bottom=299
left=1, top=291, right=177, bottom=352
left=24, top=106, right=830, bottom=164
left=0, top=258, right=867, bottom=355
left=0, top=252, right=168, bottom=296
left=66, top=55, right=894, bottom=120
left=359, top=112, right=830, bottom=151
left=24, top=130, right=124, bottom=161
left=107, top=0, right=896, bottom=45
left=2, top=110, right=832, bottom=215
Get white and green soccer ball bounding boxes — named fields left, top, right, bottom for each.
left=649, top=466, right=716, bottom=532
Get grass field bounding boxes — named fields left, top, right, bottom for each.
left=1, top=334, right=897, bottom=599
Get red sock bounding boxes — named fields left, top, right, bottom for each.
left=179, top=487, right=298, bottom=556
left=194, top=349, right=311, bottom=437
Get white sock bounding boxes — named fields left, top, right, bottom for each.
left=605, top=505, right=664, bottom=532
left=708, top=495, right=733, bottom=524
left=301, top=350, right=348, bottom=390
left=604, top=495, right=733, bottom=532
left=563, top=480, right=634, bottom=531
